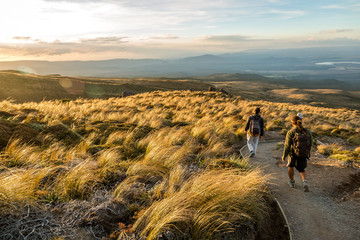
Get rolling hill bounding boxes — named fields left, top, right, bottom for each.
left=1, top=70, right=359, bottom=110
left=0, top=70, right=212, bottom=102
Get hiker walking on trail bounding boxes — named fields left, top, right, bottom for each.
left=244, top=107, right=265, bottom=157
left=282, top=115, right=313, bottom=192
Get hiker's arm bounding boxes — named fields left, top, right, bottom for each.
left=260, top=117, right=265, bottom=137
left=282, top=131, right=292, bottom=161
left=244, top=117, right=251, bottom=132
left=308, top=129, right=314, bottom=157
left=309, top=130, right=314, bottom=149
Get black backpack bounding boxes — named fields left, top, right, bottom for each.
left=249, top=116, right=261, bottom=136
left=292, top=128, right=311, bottom=157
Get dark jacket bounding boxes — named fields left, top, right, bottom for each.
left=245, top=114, right=265, bottom=137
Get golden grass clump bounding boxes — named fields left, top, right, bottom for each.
left=125, top=161, right=169, bottom=186
left=105, top=131, right=127, bottom=146
left=191, top=124, right=216, bottom=144
left=96, top=148, right=131, bottom=184
left=97, top=149, right=122, bottom=170
left=2, top=139, right=39, bottom=167
left=141, top=128, right=197, bottom=167
left=153, top=164, right=189, bottom=199
left=0, top=167, right=61, bottom=204
left=317, top=144, right=340, bottom=156
left=56, top=160, right=99, bottom=200
left=112, top=175, right=150, bottom=204
left=317, top=144, right=360, bottom=166
left=133, top=169, right=268, bottom=240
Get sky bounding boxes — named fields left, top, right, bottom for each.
left=0, top=0, right=359, bottom=61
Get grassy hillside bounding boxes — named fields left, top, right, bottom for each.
left=0, top=70, right=212, bottom=102
left=0, top=90, right=359, bottom=239
left=1, top=70, right=359, bottom=110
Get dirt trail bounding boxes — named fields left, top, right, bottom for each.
left=249, top=140, right=360, bottom=240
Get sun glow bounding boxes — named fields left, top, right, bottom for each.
left=0, top=0, right=122, bottom=43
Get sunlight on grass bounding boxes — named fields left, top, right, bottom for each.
left=134, top=169, right=268, bottom=239
left=0, top=89, right=359, bottom=239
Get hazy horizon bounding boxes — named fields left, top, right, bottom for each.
left=1, top=0, right=359, bottom=61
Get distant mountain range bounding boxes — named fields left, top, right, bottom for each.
left=0, top=47, right=359, bottom=85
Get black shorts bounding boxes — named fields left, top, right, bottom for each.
left=287, top=156, right=308, bottom=172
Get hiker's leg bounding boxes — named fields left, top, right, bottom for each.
left=288, top=167, right=295, bottom=180
left=247, top=134, right=254, bottom=153
left=298, top=158, right=307, bottom=181
left=299, top=170, right=307, bottom=181
left=253, top=136, right=259, bottom=153
left=299, top=170, right=309, bottom=191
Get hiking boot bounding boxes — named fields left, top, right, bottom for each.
left=288, top=179, right=295, bottom=188
left=303, top=180, right=309, bottom=192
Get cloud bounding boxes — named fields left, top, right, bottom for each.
left=145, top=35, right=180, bottom=40
left=43, top=0, right=230, bottom=11
left=12, top=36, right=32, bottom=41
left=266, top=0, right=286, bottom=3
left=43, top=0, right=101, bottom=2
left=111, top=0, right=229, bottom=10
left=321, top=29, right=354, bottom=34
left=321, top=5, right=346, bottom=9
left=202, top=35, right=253, bottom=42
left=266, top=9, right=306, bottom=19
left=79, top=36, right=129, bottom=43
left=0, top=43, right=74, bottom=56
left=0, top=36, right=133, bottom=58
left=12, top=36, right=43, bottom=43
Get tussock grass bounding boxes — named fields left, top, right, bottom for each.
left=126, top=162, right=169, bottom=182
left=105, top=131, right=127, bottom=146
left=317, top=144, right=339, bottom=156
left=134, top=169, right=268, bottom=240
left=0, top=90, right=359, bottom=239
left=153, top=164, right=189, bottom=199
left=96, top=148, right=131, bottom=184
left=113, top=175, right=150, bottom=205
left=56, top=160, right=99, bottom=200
left=317, top=144, right=360, bottom=167
left=0, top=167, right=60, bottom=204
left=2, top=139, right=38, bottom=167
